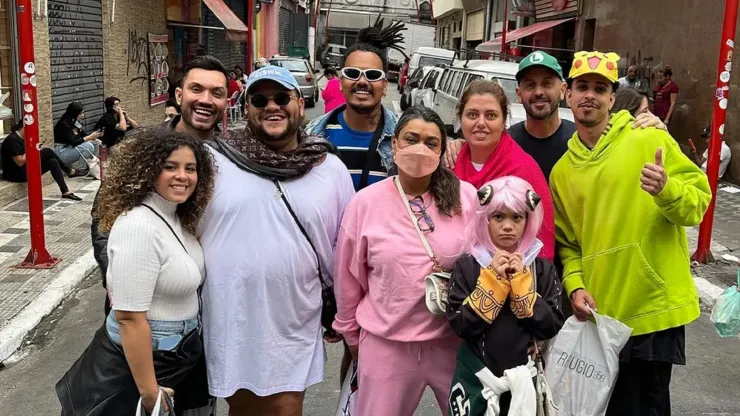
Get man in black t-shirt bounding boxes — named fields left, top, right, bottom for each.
left=1, top=119, right=82, bottom=200
left=509, top=51, right=667, bottom=181
left=509, top=52, right=575, bottom=181
left=93, top=96, right=140, bottom=148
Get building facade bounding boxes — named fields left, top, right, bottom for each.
left=574, top=0, right=740, bottom=182
left=0, top=0, right=248, bottom=148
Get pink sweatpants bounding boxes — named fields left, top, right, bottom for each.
left=356, top=330, right=460, bottom=416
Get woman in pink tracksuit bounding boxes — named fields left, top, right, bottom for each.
left=321, top=67, right=345, bottom=114
left=333, top=106, right=478, bottom=415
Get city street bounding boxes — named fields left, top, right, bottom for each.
left=1, top=87, right=739, bottom=415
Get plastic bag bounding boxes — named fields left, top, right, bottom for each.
left=136, top=387, right=175, bottom=416
left=544, top=310, right=632, bottom=416
left=336, top=360, right=358, bottom=416
left=711, top=271, right=740, bottom=338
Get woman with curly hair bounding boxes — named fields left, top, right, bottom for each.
left=56, top=127, right=216, bottom=416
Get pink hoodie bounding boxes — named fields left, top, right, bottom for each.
left=333, top=177, right=478, bottom=346
left=322, top=78, right=345, bottom=114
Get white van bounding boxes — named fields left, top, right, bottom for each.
left=409, top=47, right=456, bottom=78
left=431, top=59, right=574, bottom=133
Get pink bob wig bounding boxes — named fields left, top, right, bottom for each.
left=463, top=176, right=544, bottom=255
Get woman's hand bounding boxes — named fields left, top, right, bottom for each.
left=491, top=250, right=511, bottom=278
left=141, top=386, right=175, bottom=413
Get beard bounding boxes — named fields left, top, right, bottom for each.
left=522, top=97, right=559, bottom=120
left=248, top=111, right=301, bottom=144
left=346, top=83, right=381, bottom=115
left=181, top=103, right=219, bottom=132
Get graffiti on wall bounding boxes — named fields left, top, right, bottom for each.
left=127, top=29, right=149, bottom=85
left=618, top=49, right=665, bottom=92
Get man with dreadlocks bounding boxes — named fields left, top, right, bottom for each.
left=306, top=17, right=407, bottom=387
left=306, top=17, right=406, bottom=191
left=198, top=65, right=355, bottom=414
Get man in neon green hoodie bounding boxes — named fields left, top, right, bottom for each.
left=550, top=51, right=711, bottom=416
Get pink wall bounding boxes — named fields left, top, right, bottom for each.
left=262, top=2, right=279, bottom=58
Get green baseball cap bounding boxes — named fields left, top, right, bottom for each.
left=516, top=51, right=564, bottom=82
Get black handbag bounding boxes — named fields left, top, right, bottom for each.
left=56, top=324, right=209, bottom=415
left=274, top=180, right=338, bottom=337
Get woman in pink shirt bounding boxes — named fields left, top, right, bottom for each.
left=333, top=106, right=478, bottom=415
left=321, top=67, right=345, bottom=113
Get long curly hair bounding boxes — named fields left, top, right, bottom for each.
left=97, top=127, right=216, bottom=234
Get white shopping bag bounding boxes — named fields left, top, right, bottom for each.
left=136, top=387, right=175, bottom=416
left=544, top=310, right=632, bottom=416
left=336, top=360, right=359, bottom=416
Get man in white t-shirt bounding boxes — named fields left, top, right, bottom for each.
left=690, top=126, right=732, bottom=179
left=199, top=65, right=355, bottom=415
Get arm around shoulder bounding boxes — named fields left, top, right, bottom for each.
left=653, top=137, right=712, bottom=226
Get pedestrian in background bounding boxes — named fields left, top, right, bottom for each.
left=653, top=65, right=679, bottom=124
left=1, top=118, right=82, bottom=200
left=53, top=101, right=102, bottom=174
left=57, top=128, right=216, bottom=415
left=333, top=106, right=478, bottom=416
left=612, top=87, right=651, bottom=117
left=94, top=96, right=140, bottom=149
left=321, top=66, right=345, bottom=114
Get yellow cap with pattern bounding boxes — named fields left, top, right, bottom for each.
left=568, top=51, right=621, bottom=83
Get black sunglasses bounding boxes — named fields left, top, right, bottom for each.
left=341, top=67, right=386, bottom=82
left=249, top=92, right=296, bottom=108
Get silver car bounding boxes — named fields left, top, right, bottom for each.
left=269, top=56, right=320, bottom=108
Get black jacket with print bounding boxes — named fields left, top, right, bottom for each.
left=446, top=254, right=565, bottom=376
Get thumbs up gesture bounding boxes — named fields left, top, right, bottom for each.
left=641, top=147, right=668, bottom=196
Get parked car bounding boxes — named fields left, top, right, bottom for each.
left=431, top=59, right=574, bottom=134
left=408, top=47, right=456, bottom=81
left=410, top=66, right=445, bottom=109
left=400, top=66, right=431, bottom=111
left=320, top=43, right=347, bottom=69
left=269, top=56, right=319, bottom=108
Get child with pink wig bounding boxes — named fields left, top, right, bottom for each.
left=446, top=176, right=565, bottom=416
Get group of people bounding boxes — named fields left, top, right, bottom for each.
left=53, top=21, right=712, bottom=416
left=1, top=96, right=141, bottom=201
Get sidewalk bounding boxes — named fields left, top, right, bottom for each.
left=0, top=177, right=100, bottom=364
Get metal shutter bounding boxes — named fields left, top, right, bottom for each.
left=48, top=0, right=105, bottom=132
left=279, top=6, right=292, bottom=55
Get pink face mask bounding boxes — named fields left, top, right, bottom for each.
left=394, top=143, right=440, bottom=178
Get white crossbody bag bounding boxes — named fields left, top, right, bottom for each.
left=394, top=176, right=450, bottom=315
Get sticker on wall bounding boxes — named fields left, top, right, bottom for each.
left=23, top=103, right=33, bottom=113
left=720, top=71, right=731, bottom=83
left=720, top=124, right=725, bottom=135
left=29, top=76, right=36, bottom=87
left=23, top=114, right=34, bottom=125
left=720, top=98, right=728, bottom=110
left=20, top=74, right=29, bottom=85
left=726, top=62, right=733, bottom=72
left=24, top=62, right=35, bottom=74
left=717, top=88, right=725, bottom=100
left=23, top=92, right=31, bottom=102
left=727, top=39, right=735, bottom=48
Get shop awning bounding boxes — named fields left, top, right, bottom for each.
left=476, top=18, right=574, bottom=53
left=203, top=0, right=249, bottom=42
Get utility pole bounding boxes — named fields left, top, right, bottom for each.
left=692, top=0, right=739, bottom=263
left=15, top=0, right=60, bottom=269
left=500, top=0, right=508, bottom=55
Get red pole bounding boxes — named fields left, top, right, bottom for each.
left=692, top=0, right=739, bottom=264
left=15, top=0, right=59, bottom=269
left=246, top=0, right=254, bottom=75
left=500, top=0, right=508, bottom=55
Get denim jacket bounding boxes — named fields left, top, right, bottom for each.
left=305, top=104, right=398, bottom=171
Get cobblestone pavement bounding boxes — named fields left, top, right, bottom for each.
left=0, top=177, right=99, bottom=331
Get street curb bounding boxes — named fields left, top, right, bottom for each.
left=0, top=248, right=98, bottom=364
left=694, top=275, right=726, bottom=310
